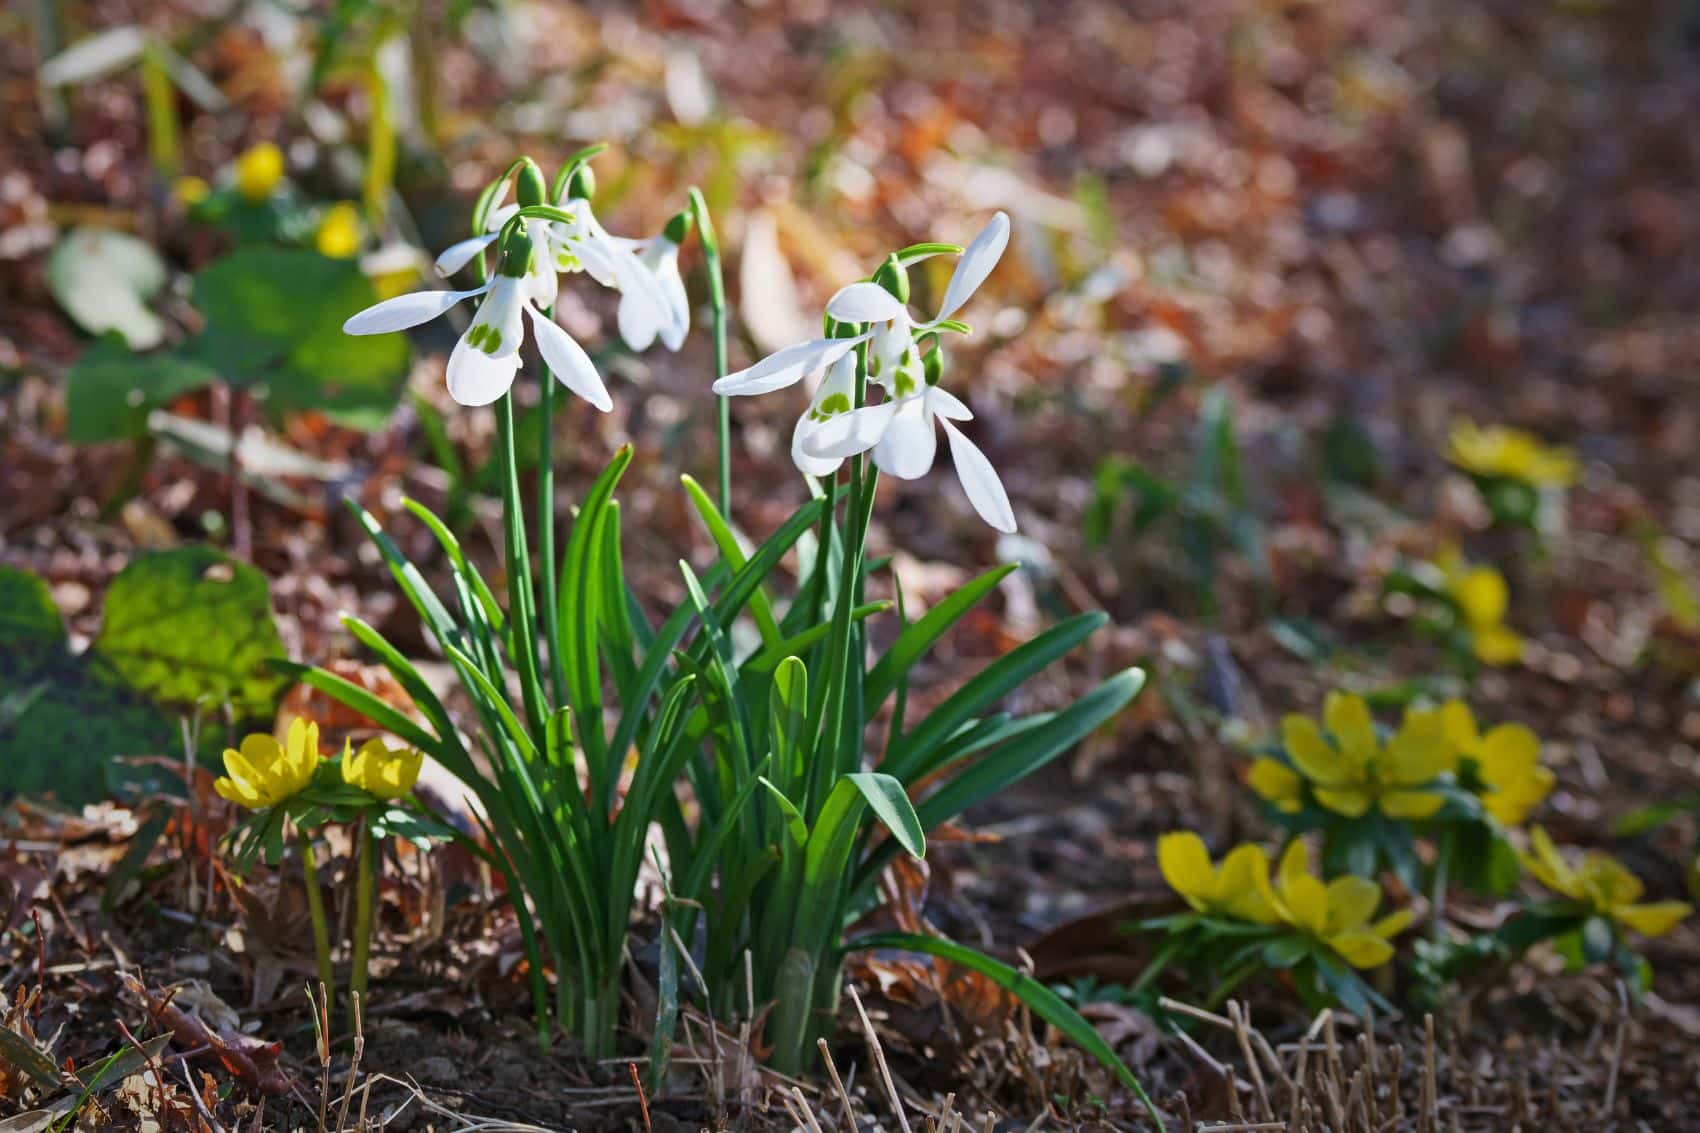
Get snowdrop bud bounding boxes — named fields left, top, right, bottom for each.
left=497, top=228, right=535, bottom=278
left=924, top=341, right=946, bottom=387
left=872, top=253, right=909, bottom=306
left=663, top=208, right=693, bottom=246
left=515, top=158, right=547, bottom=208
left=566, top=163, right=596, bottom=202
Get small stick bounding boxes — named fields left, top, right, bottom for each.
left=629, top=1062, right=653, bottom=1133
left=1421, top=1013, right=1437, bottom=1133
left=792, top=1085, right=826, bottom=1133
left=849, top=984, right=912, bottom=1133
left=1600, top=980, right=1629, bottom=1119
left=332, top=992, right=365, bottom=1133
left=310, top=982, right=331, bottom=1133
left=1227, top=1001, right=1271, bottom=1121
left=818, top=1038, right=856, bottom=1133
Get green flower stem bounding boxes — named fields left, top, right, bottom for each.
left=689, top=189, right=731, bottom=517
left=496, top=391, right=547, bottom=737
left=349, top=819, right=376, bottom=1013
left=1431, top=826, right=1454, bottom=939
left=536, top=312, right=567, bottom=706
left=1128, top=934, right=1186, bottom=998
left=297, top=830, right=335, bottom=1012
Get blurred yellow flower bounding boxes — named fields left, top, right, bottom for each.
left=1157, top=832, right=1281, bottom=924
left=1248, top=758, right=1304, bottom=814
left=234, top=142, right=285, bottom=202
left=1438, top=701, right=1553, bottom=826
left=1520, top=827, right=1690, bottom=939
left=1446, top=420, right=1577, bottom=488
left=215, top=717, right=320, bottom=809
left=1271, top=692, right=1454, bottom=820
left=1268, top=842, right=1412, bottom=969
left=315, top=202, right=362, bottom=259
left=342, top=738, right=423, bottom=800
left=173, top=175, right=210, bottom=206
left=1436, top=545, right=1523, bottom=665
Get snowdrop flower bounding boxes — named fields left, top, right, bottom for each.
left=715, top=211, right=1016, bottom=532
left=432, top=162, right=681, bottom=355
left=609, top=211, right=692, bottom=352
left=343, top=225, right=610, bottom=410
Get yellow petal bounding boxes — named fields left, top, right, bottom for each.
left=1248, top=758, right=1304, bottom=812
left=1372, top=909, right=1414, bottom=939
left=1314, top=786, right=1376, bottom=818
left=1580, top=854, right=1644, bottom=907
left=1283, top=874, right=1331, bottom=936
left=1323, top=692, right=1378, bottom=768
left=1282, top=715, right=1352, bottom=786
left=1327, top=930, right=1395, bottom=969
left=1157, top=832, right=1215, bottom=906
left=1381, top=707, right=1454, bottom=785
left=1613, top=901, right=1691, bottom=938
left=1453, top=567, right=1508, bottom=629
left=1218, top=845, right=1280, bottom=924
left=1475, top=724, right=1539, bottom=780
left=214, top=775, right=264, bottom=809
left=1437, top=700, right=1478, bottom=750
left=1379, top=789, right=1447, bottom=820
left=1522, top=827, right=1578, bottom=898
left=1324, top=877, right=1382, bottom=934
left=1472, top=624, right=1524, bottom=666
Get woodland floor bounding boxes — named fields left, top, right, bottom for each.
left=4, top=0, right=1700, bottom=1128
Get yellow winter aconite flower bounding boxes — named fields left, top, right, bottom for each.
left=342, top=738, right=423, bottom=800
left=1435, top=545, right=1523, bottom=666
left=1520, top=827, right=1691, bottom=938
left=215, top=717, right=320, bottom=809
left=315, top=202, right=362, bottom=259
left=173, top=175, right=211, bottom=206
left=234, top=142, right=285, bottom=202
left=1446, top=420, right=1577, bottom=488
left=1157, top=832, right=1281, bottom=924
left=1438, top=701, right=1553, bottom=826
left=1268, top=842, right=1412, bottom=969
left=1270, top=692, right=1454, bottom=820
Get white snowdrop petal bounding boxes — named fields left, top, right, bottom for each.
left=657, top=252, right=690, bottom=351
left=528, top=307, right=612, bottom=412
left=803, top=401, right=899, bottom=460
left=940, top=417, right=1016, bottom=532
left=434, top=234, right=498, bottom=278
left=445, top=336, right=521, bottom=406
left=467, top=278, right=526, bottom=358
left=928, top=386, right=974, bottom=421
left=825, top=282, right=908, bottom=324
left=712, top=336, right=863, bottom=396
left=871, top=396, right=937, bottom=480
left=617, top=286, right=663, bottom=352
left=342, top=287, right=482, bottom=335
left=791, top=413, right=844, bottom=477
left=934, top=211, right=1010, bottom=322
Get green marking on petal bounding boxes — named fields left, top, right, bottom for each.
left=894, top=371, right=917, bottom=397
left=818, top=393, right=851, bottom=416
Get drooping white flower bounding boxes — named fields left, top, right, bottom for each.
left=435, top=177, right=681, bottom=356
left=344, top=230, right=610, bottom=410
left=715, top=211, right=1016, bottom=531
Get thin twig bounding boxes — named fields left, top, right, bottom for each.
left=848, top=984, right=912, bottom=1133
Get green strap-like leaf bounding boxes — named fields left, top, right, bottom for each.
left=846, top=932, right=1162, bottom=1123
left=845, top=772, right=924, bottom=859
left=863, top=563, right=1016, bottom=712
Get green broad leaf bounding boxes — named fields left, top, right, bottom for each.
left=845, top=772, right=924, bottom=859
left=64, top=338, right=218, bottom=443
left=757, top=777, right=810, bottom=846
left=47, top=228, right=167, bottom=349
left=846, top=932, right=1162, bottom=1124
left=188, top=248, right=410, bottom=429
left=94, top=546, right=287, bottom=719
left=0, top=652, right=179, bottom=803
left=0, top=565, right=65, bottom=650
